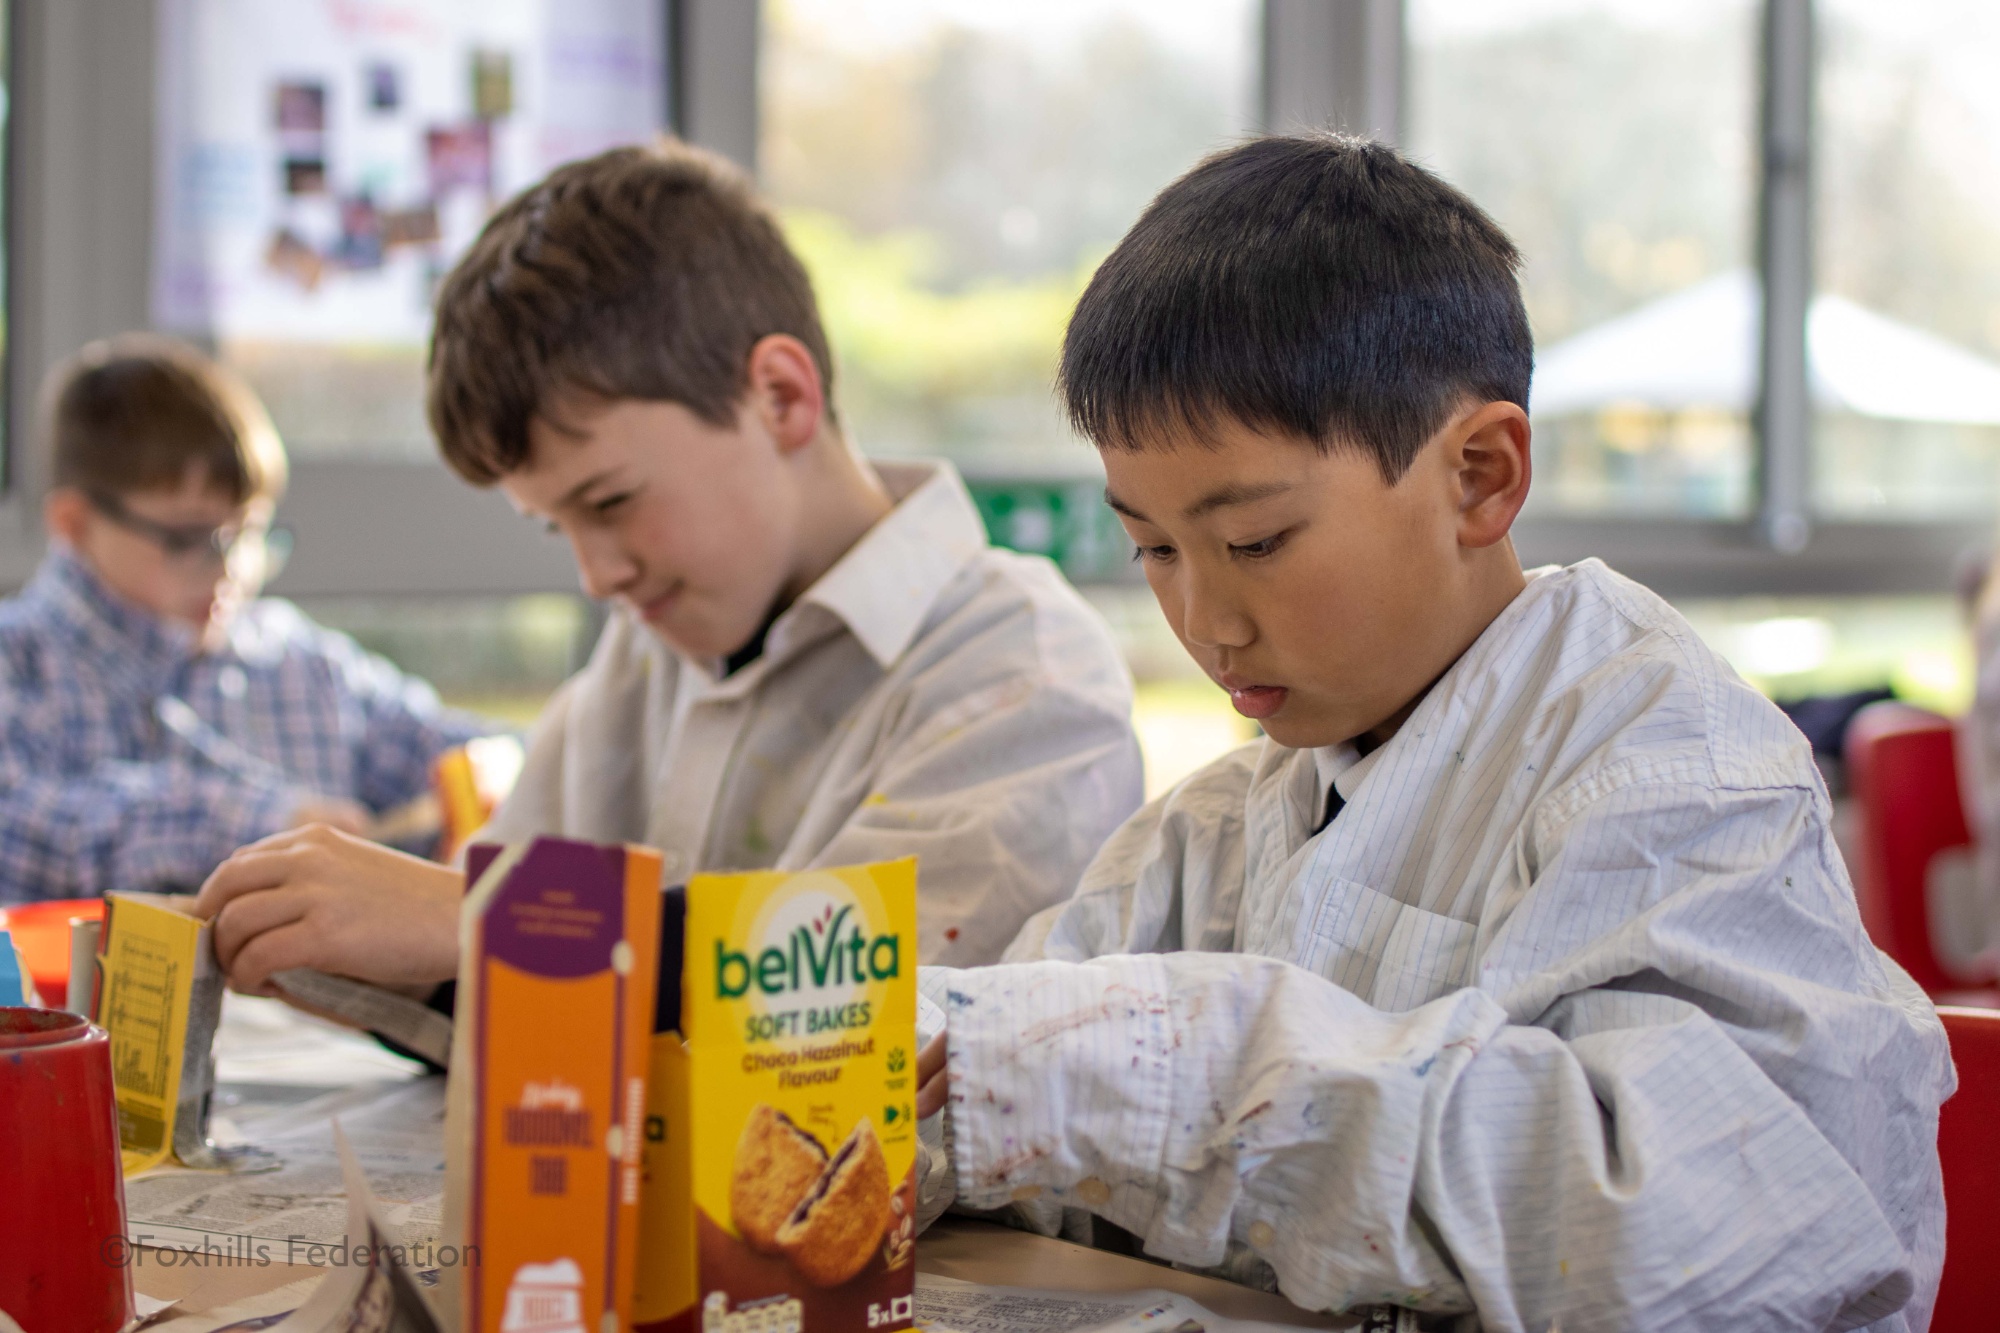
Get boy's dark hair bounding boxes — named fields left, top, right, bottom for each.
left=45, top=334, right=288, bottom=504
left=1060, top=135, right=1531, bottom=480
left=428, top=138, right=836, bottom=484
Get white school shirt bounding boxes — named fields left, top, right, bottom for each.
left=482, top=459, right=1144, bottom=967
left=916, top=558, right=1951, bottom=1332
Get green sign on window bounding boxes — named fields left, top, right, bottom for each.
left=965, top=478, right=1133, bottom=586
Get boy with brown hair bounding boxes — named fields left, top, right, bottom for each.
left=909, top=136, right=1951, bottom=1332
left=0, top=335, right=491, bottom=902
left=195, top=140, right=1142, bottom=978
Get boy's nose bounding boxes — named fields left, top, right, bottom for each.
left=1177, top=570, right=1254, bottom=651
left=571, top=533, right=639, bottom=601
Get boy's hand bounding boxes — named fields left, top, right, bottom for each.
left=194, top=824, right=461, bottom=996
left=915, top=1032, right=949, bottom=1120
left=283, top=796, right=370, bottom=837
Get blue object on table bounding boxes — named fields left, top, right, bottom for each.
left=0, top=929, right=30, bottom=1005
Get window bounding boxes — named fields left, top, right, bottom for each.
left=759, top=0, right=1259, bottom=479
left=1673, top=594, right=1969, bottom=713
left=51, top=3, right=1980, bottom=635
left=1815, top=0, right=2000, bottom=520
left=151, top=0, right=668, bottom=464
left=761, top=0, right=1263, bottom=777
left=296, top=594, right=594, bottom=723
left=1402, top=0, right=1990, bottom=701
left=1407, top=0, right=1759, bottom=520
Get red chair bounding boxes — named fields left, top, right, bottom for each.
left=1844, top=702, right=1996, bottom=999
left=1934, top=1006, right=2000, bottom=1332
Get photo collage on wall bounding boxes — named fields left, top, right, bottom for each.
left=153, top=0, right=664, bottom=347
left=263, top=49, right=503, bottom=295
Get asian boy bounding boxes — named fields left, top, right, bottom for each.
left=195, top=140, right=1143, bottom=977
left=0, top=335, right=492, bottom=902
left=908, top=136, right=1951, bottom=1332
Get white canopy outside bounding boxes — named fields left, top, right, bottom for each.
left=1530, top=269, right=2000, bottom=426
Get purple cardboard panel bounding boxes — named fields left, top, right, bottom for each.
left=480, top=837, right=630, bottom=979
left=464, top=843, right=505, bottom=894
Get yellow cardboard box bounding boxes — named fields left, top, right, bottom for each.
left=94, top=892, right=225, bottom=1174
left=635, top=859, right=918, bottom=1333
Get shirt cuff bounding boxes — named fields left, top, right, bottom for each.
left=922, top=958, right=1178, bottom=1237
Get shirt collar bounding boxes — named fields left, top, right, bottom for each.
left=1313, top=739, right=1389, bottom=808
left=768, top=459, right=989, bottom=672
left=29, top=546, right=198, bottom=673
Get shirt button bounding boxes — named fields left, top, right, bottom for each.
left=218, top=665, right=248, bottom=699
left=1247, top=1220, right=1276, bottom=1250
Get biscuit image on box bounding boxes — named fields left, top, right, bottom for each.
left=776, top=1117, right=890, bottom=1287
left=730, top=1104, right=828, bottom=1254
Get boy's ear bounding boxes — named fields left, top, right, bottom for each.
left=43, top=486, right=92, bottom=548
left=744, top=333, right=827, bottom=458
left=1451, top=401, right=1532, bottom=550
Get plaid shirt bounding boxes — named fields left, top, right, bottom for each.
left=0, top=549, right=491, bottom=903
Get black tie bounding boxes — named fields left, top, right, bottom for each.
left=1314, top=782, right=1345, bottom=835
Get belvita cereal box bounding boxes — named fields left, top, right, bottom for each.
left=635, top=859, right=918, bottom=1333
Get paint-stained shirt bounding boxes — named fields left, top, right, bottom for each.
left=916, top=558, right=1951, bottom=1332
left=481, top=459, right=1145, bottom=968
left=0, top=549, right=490, bottom=903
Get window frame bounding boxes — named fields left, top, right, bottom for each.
left=3, top=0, right=1980, bottom=602
left=0, top=0, right=159, bottom=594
left=4, top=0, right=167, bottom=591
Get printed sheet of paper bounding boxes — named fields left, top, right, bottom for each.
left=135, top=1277, right=326, bottom=1333
left=915, top=1273, right=1340, bottom=1333
left=125, top=1077, right=448, bottom=1264
left=256, top=1124, right=443, bottom=1332
left=127, top=1128, right=446, bottom=1333
left=269, top=968, right=453, bottom=1070
left=211, top=992, right=429, bottom=1089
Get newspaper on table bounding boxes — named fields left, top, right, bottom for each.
left=125, top=1077, right=448, bottom=1262
left=247, top=1123, right=442, bottom=1332
left=915, top=1273, right=1416, bottom=1333
left=210, top=992, right=430, bottom=1088
left=120, top=1126, right=444, bottom=1333
left=269, top=968, right=453, bottom=1070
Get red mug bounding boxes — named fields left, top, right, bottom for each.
left=0, top=1007, right=134, bottom=1333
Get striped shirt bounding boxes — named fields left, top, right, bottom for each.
left=919, top=558, right=1951, bottom=1331
left=0, top=549, right=490, bottom=902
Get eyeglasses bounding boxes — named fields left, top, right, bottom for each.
left=85, top=489, right=293, bottom=580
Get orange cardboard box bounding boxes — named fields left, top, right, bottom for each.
left=444, top=837, right=664, bottom=1333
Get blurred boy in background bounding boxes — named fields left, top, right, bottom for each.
left=0, top=335, right=493, bottom=903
